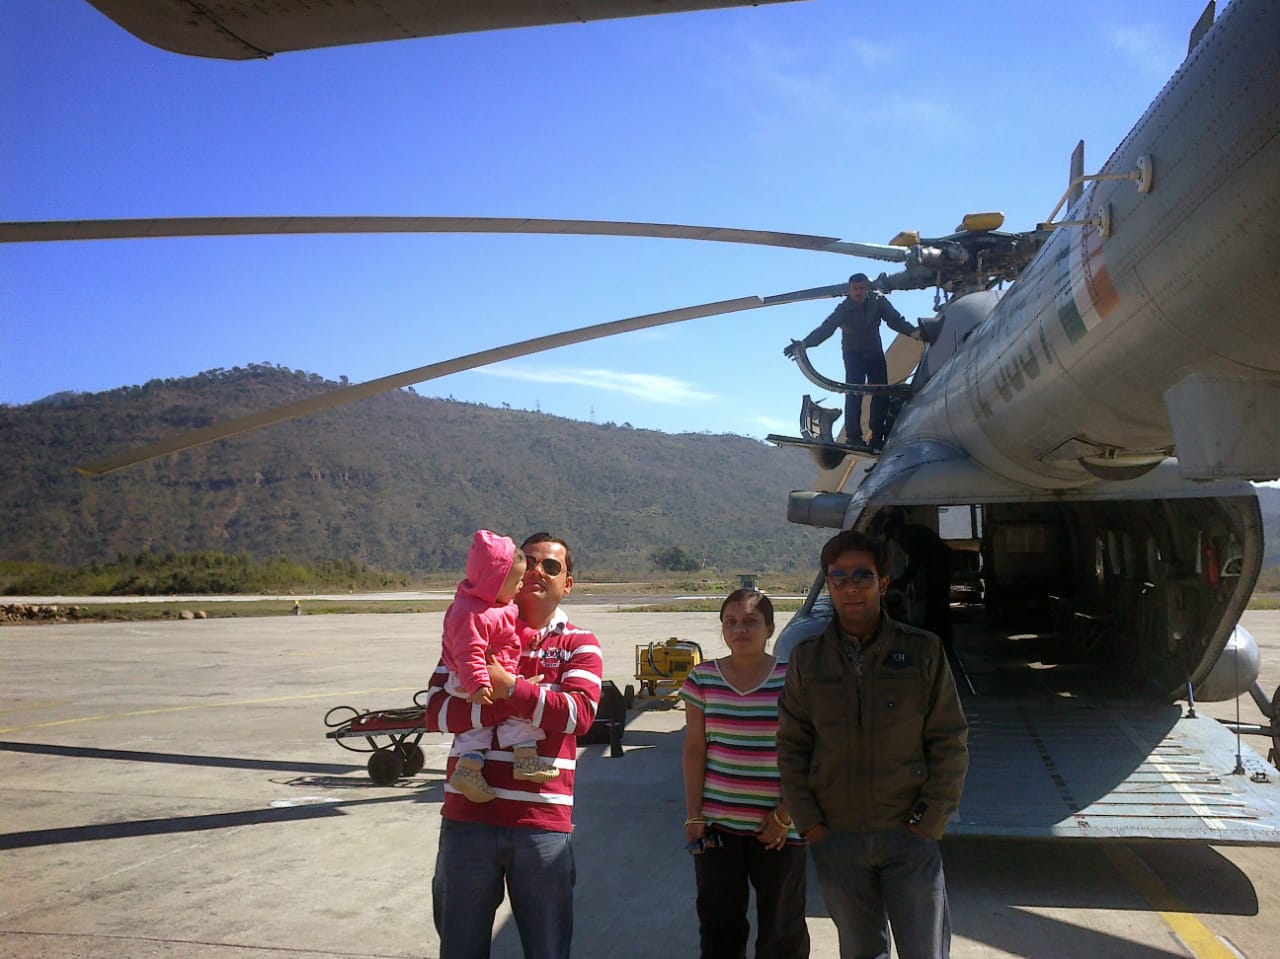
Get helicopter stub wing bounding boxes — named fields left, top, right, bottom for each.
left=843, top=449, right=1263, bottom=517
left=85, top=0, right=806, bottom=60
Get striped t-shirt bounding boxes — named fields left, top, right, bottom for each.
left=679, top=659, right=799, bottom=840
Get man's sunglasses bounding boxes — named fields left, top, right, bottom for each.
left=527, top=556, right=565, bottom=577
left=825, top=568, right=879, bottom=589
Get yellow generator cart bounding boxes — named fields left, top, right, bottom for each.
left=634, top=638, right=704, bottom=699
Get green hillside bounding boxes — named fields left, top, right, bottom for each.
left=4, top=365, right=1277, bottom=585
left=0, top=366, right=830, bottom=578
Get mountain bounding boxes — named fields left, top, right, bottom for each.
left=0, top=366, right=831, bottom=577
left=4, top=365, right=1276, bottom=580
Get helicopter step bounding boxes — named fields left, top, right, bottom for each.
left=766, top=393, right=886, bottom=469
left=766, top=432, right=879, bottom=457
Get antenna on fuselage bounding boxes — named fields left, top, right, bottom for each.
left=1189, top=1, right=1216, bottom=54
left=1069, top=141, right=1085, bottom=209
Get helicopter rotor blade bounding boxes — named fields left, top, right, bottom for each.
left=0, top=216, right=911, bottom=263
left=885, top=331, right=926, bottom=385
left=75, top=283, right=850, bottom=477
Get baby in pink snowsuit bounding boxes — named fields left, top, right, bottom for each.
left=441, top=530, right=559, bottom=803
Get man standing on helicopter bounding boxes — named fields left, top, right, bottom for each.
left=784, top=273, right=922, bottom=448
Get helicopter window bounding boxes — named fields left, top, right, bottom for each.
left=937, top=505, right=982, bottom=541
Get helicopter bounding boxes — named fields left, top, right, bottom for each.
left=4, top=0, right=1279, bottom=841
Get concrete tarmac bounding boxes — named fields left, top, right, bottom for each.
left=2, top=606, right=1278, bottom=958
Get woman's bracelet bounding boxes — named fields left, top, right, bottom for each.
left=684, top=817, right=706, bottom=826
left=771, top=810, right=793, bottom=829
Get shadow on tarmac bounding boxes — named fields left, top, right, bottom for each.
left=537, top=721, right=1265, bottom=959
left=0, top=705, right=1265, bottom=957
left=944, top=836, right=1259, bottom=915
left=943, top=837, right=1260, bottom=958
left=0, top=754, right=446, bottom=851
left=0, top=739, right=360, bottom=774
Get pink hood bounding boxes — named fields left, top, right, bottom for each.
left=456, top=529, right=517, bottom=605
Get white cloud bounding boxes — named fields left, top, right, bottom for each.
left=865, top=95, right=960, bottom=133
left=1106, top=25, right=1181, bottom=77
left=849, top=39, right=895, bottom=70
left=740, top=39, right=844, bottom=121
left=478, top=366, right=715, bottom=403
left=753, top=414, right=795, bottom=434
left=734, top=37, right=959, bottom=142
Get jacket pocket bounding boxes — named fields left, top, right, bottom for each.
left=871, top=674, right=923, bottom=733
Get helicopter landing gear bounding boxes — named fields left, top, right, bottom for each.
left=1270, top=683, right=1280, bottom=766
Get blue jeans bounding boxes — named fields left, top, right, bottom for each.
left=842, top=349, right=889, bottom=443
left=808, top=828, right=950, bottom=959
left=432, top=818, right=576, bottom=959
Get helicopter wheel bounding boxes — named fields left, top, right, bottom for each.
left=368, top=748, right=404, bottom=785
left=1270, top=684, right=1280, bottom=767
left=398, top=742, right=426, bottom=777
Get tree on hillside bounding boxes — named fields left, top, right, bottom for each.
left=651, top=546, right=700, bottom=572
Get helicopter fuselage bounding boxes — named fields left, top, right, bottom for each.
left=898, top=0, right=1280, bottom=491
left=821, top=0, right=1280, bottom=708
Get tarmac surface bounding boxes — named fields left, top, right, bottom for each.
left=2, top=604, right=1278, bottom=958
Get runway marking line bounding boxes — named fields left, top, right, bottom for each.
left=0, top=688, right=419, bottom=735
left=1104, top=846, right=1241, bottom=959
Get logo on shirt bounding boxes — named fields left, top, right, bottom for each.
left=885, top=649, right=912, bottom=669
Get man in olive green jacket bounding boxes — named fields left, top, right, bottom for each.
left=778, top=528, right=968, bottom=959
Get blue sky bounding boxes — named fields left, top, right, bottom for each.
left=1, top=0, right=1209, bottom=439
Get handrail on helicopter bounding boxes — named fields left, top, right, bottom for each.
left=784, top=340, right=915, bottom=400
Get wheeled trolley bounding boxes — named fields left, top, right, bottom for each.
left=324, top=697, right=436, bottom=785
left=327, top=681, right=634, bottom=782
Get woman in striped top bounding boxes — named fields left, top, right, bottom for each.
left=680, top=589, right=809, bottom=959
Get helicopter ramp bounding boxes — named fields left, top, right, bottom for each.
left=953, top=697, right=1280, bottom=843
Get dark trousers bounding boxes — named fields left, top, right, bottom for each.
left=693, top=829, right=810, bottom=959
left=842, top=349, right=889, bottom=443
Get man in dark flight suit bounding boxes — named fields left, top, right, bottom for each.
left=784, top=273, right=921, bottom=447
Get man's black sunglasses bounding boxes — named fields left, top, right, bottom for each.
left=825, top=568, right=879, bottom=589
left=528, top=557, right=564, bottom=577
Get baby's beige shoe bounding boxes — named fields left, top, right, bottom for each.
left=512, top=746, right=560, bottom=783
left=450, top=756, right=496, bottom=802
